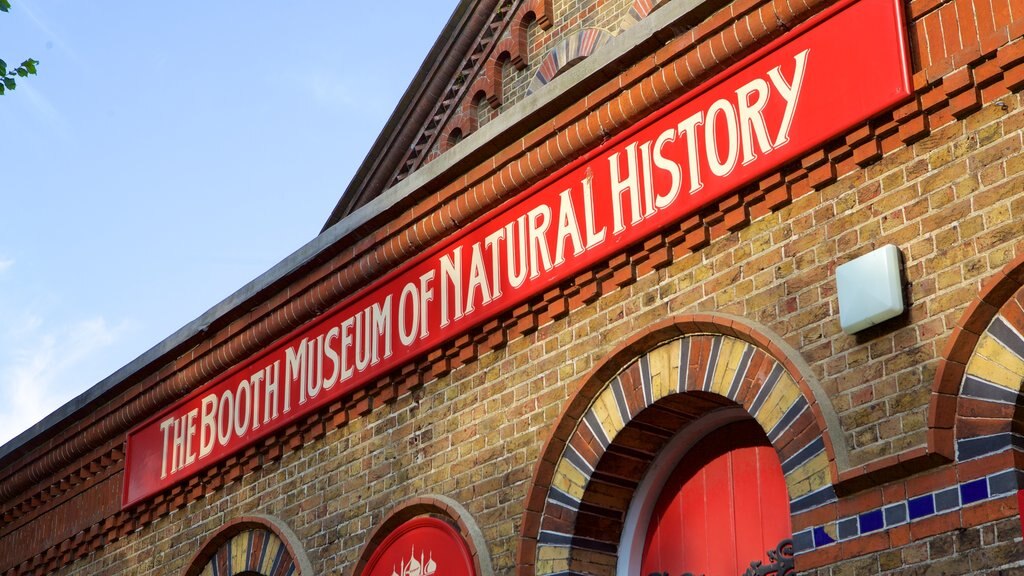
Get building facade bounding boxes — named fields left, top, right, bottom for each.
left=3, top=0, right=1024, bottom=574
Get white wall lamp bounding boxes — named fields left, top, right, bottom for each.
left=835, top=244, right=906, bottom=335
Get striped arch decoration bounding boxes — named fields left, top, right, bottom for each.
left=930, top=251, right=1024, bottom=463
left=198, top=529, right=295, bottom=576
left=518, top=316, right=841, bottom=576
left=618, top=0, right=672, bottom=32
left=184, top=515, right=313, bottom=576
left=526, top=29, right=615, bottom=95
left=629, top=0, right=671, bottom=20
left=922, top=252, right=1024, bottom=538
left=955, top=310, right=1024, bottom=461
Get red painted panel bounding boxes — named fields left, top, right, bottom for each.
left=361, top=517, right=475, bottom=576
left=678, top=460, right=707, bottom=569
left=1018, top=489, right=1024, bottom=536
left=732, top=443, right=767, bottom=557
left=705, top=449, right=738, bottom=575
left=641, top=420, right=792, bottom=576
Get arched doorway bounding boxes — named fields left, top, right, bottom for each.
left=353, top=494, right=494, bottom=576
left=518, top=316, right=842, bottom=575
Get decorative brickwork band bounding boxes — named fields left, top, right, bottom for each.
left=791, top=468, right=1020, bottom=555
left=183, top=515, right=314, bottom=576
left=517, top=315, right=840, bottom=575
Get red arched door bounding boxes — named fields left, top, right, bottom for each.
left=640, top=420, right=793, bottom=576
left=361, top=517, right=476, bottom=576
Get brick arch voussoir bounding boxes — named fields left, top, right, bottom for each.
left=515, top=313, right=842, bottom=575
left=512, top=0, right=553, bottom=66
left=441, top=115, right=476, bottom=154
left=930, top=249, right=1024, bottom=461
left=530, top=28, right=615, bottom=92
left=351, top=494, right=494, bottom=576
left=465, top=76, right=498, bottom=112
left=521, top=0, right=553, bottom=29
left=183, top=515, right=314, bottom=576
left=487, top=38, right=525, bottom=105
left=493, top=37, right=525, bottom=71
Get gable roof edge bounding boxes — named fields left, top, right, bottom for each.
left=322, top=0, right=497, bottom=231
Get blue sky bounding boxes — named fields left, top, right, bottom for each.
left=0, top=1, right=458, bottom=444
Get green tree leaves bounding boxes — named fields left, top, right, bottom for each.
left=0, top=59, right=37, bottom=95
left=1, top=1, right=39, bottom=95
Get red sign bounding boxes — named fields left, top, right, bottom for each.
left=123, top=0, right=910, bottom=507
left=361, top=517, right=476, bottom=576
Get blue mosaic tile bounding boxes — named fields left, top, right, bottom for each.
left=883, top=502, right=907, bottom=526
left=958, top=433, right=1013, bottom=461
left=935, top=487, right=960, bottom=513
left=962, top=376, right=1018, bottom=404
left=538, top=530, right=573, bottom=546
left=907, top=494, right=935, bottom=520
left=837, top=517, right=859, bottom=540
left=792, top=529, right=814, bottom=553
left=989, top=469, right=1017, bottom=496
left=960, top=478, right=989, bottom=505
left=813, top=526, right=835, bottom=547
left=858, top=509, right=884, bottom=533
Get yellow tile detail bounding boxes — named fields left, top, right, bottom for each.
left=538, top=545, right=571, bottom=562
left=261, top=537, right=282, bottom=575
left=201, top=564, right=214, bottom=576
left=537, top=559, right=571, bottom=574
left=755, top=371, right=800, bottom=433
left=710, top=338, right=750, bottom=397
left=594, top=389, right=625, bottom=438
left=231, top=533, right=248, bottom=572
left=785, top=450, right=829, bottom=498
left=967, top=333, right=1024, bottom=391
left=553, top=457, right=588, bottom=500
left=648, top=340, right=681, bottom=403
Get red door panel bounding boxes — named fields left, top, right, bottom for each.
left=640, top=420, right=793, bottom=576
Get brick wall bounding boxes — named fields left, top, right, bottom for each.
left=36, top=86, right=1024, bottom=571
left=5, top=0, right=1024, bottom=573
